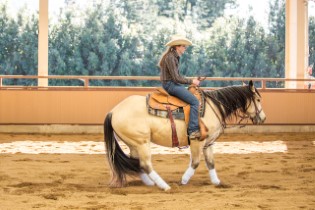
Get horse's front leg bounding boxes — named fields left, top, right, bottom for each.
left=203, top=144, right=221, bottom=185
left=181, top=140, right=201, bottom=185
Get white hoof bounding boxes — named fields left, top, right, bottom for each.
left=164, top=186, right=171, bottom=191
left=211, top=180, right=221, bottom=186
left=181, top=167, right=195, bottom=185
left=181, top=179, right=189, bottom=185
left=209, top=169, right=220, bottom=186
left=148, top=171, right=170, bottom=191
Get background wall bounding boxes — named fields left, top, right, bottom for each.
left=1, top=88, right=314, bottom=125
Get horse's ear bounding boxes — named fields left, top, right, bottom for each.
left=242, top=81, right=247, bottom=86
left=249, top=80, right=255, bottom=92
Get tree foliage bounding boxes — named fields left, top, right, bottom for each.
left=0, top=4, right=38, bottom=85
left=1, top=0, right=314, bottom=87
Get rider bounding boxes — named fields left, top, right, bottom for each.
left=158, top=34, right=201, bottom=140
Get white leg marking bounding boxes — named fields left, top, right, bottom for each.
left=209, top=169, right=220, bottom=185
left=149, top=170, right=171, bottom=191
left=140, top=172, right=155, bottom=186
left=181, top=166, right=195, bottom=185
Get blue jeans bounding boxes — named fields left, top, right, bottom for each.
left=162, top=81, right=199, bottom=134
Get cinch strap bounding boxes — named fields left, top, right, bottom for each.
left=166, top=105, right=179, bottom=147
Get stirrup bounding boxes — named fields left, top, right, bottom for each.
left=189, top=131, right=201, bottom=140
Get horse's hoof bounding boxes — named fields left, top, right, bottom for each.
left=215, top=182, right=231, bottom=188
left=180, top=180, right=188, bottom=185
left=164, top=186, right=171, bottom=191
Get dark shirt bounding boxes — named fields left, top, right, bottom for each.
left=160, top=50, right=192, bottom=84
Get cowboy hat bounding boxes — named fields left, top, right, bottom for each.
left=165, top=34, right=192, bottom=46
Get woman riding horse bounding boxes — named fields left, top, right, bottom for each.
left=158, top=35, right=202, bottom=140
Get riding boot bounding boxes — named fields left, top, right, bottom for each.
left=189, top=120, right=208, bottom=141
left=199, top=119, right=209, bottom=141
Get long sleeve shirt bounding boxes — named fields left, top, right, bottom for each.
left=160, top=50, right=192, bottom=84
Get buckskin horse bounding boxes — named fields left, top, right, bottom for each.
left=104, top=80, right=266, bottom=191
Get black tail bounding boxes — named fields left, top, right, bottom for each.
left=104, top=112, right=141, bottom=187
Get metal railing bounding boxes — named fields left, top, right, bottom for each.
left=0, top=75, right=314, bottom=90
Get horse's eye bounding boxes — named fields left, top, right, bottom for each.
left=257, top=99, right=261, bottom=102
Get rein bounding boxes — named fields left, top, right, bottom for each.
left=205, top=96, right=246, bottom=130
left=205, top=97, right=226, bottom=129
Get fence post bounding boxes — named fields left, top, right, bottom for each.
left=261, top=80, right=266, bottom=89
left=84, top=78, right=89, bottom=88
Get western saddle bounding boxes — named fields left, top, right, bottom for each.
left=147, top=85, right=209, bottom=147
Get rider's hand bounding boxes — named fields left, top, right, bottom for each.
left=192, top=78, right=200, bottom=86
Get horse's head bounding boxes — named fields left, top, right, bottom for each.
left=245, top=81, right=266, bottom=124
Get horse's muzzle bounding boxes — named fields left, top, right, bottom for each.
left=251, top=115, right=266, bottom=124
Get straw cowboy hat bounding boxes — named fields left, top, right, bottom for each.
left=165, top=34, right=193, bottom=46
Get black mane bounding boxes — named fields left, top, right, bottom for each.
left=203, top=85, right=260, bottom=123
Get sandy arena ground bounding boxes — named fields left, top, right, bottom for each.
left=0, top=133, right=314, bottom=210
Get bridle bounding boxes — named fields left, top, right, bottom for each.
left=205, top=91, right=263, bottom=129
left=197, top=77, right=263, bottom=125
left=201, top=83, right=264, bottom=149
left=232, top=93, right=263, bottom=126
left=246, top=94, right=263, bottom=121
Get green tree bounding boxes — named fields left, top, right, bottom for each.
left=0, top=0, right=292, bottom=88
left=155, top=0, right=236, bottom=29
left=14, top=13, right=38, bottom=85
left=79, top=7, right=106, bottom=76
left=49, top=11, right=82, bottom=86
left=0, top=4, right=38, bottom=85
left=195, top=0, right=236, bottom=29
left=0, top=4, right=19, bottom=76
left=110, top=0, right=147, bottom=24
left=267, top=0, right=285, bottom=78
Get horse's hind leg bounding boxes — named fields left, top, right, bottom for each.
left=181, top=140, right=202, bottom=185
left=136, top=143, right=171, bottom=191
left=139, top=173, right=155, bottom=186
left=129, top=147, right=154, bottom=186
left=203, top=144, right=220, bottom=185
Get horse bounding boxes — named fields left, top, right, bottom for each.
left=104, top=80, right=266, bottom=191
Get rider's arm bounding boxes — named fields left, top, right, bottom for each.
left=164, top=54, right=192, bottom=84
